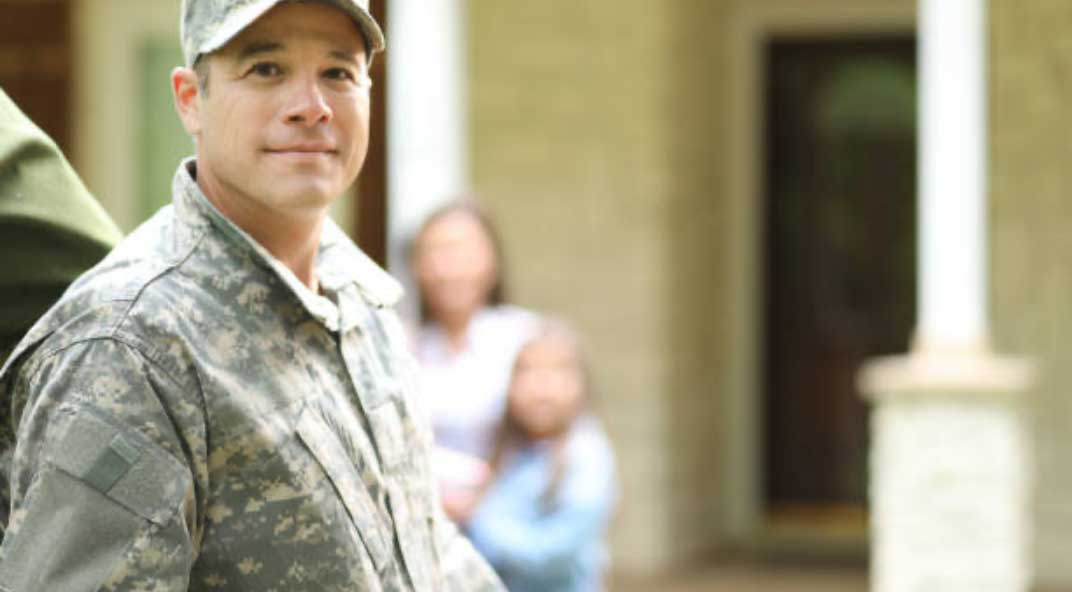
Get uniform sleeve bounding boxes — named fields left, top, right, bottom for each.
left=380, top=305, right=505, bottom=591
left=0, top=339, right=200, bottom=591
left=432, top=498, right=506, bottom=592
left=414, top=385, right=504, bottom=591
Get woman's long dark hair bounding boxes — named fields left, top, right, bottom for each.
left=411, top=199, right=510, bottom=325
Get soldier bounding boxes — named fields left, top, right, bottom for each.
left=0, top=1, right=505, bottom=590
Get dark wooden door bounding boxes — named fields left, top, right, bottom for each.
left=763, top=38, right=917, bottom=510
left=0, top=0, right=71, bottom=153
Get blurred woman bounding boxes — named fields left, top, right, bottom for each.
left=411, top=201, right=537, bottom=520
left=467, top=321, right=617, bottom=592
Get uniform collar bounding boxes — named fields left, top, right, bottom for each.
left=172, top=159, right=403, bottom=329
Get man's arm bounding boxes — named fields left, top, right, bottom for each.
left=378, top=306, right=505, bottom=591
left=409, top=395, right=504, bottom=591
left=431, top=499, right=506, bottom=592
left=0, top=339, right=200, bottom=591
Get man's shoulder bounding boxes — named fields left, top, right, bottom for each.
left=0, top=211, right=209, bottom=382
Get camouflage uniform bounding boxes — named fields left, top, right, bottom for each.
left=0, top=161, right=504, bottom=591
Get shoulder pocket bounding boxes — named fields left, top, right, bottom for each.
left=0, top=411, right=190, bottom=591
left=295, top=407, right=392, bottom=573
left=48, top=410, right=189, bottom=526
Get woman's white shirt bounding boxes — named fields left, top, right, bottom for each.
left=414, top=305, right=538, bottom=465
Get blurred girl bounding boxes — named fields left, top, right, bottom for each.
left=410, top=201, right=537, bottom=520
left=467, top=321, right=617, bottom=592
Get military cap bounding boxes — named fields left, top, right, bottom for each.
left=180, top=0, right=385, bottom=67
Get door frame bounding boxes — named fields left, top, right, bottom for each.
left=722, top=0, right=915, bottom=547
left=72, top=0, right=182, bottom=231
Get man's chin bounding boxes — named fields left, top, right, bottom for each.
left=263, top=182, right=342, bottom=213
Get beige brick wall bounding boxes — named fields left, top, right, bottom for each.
left=470, top=0, right=928, bottom=576
left=990, top=0, right=1072, bottom=587
left=662, top=0, right=732, bottom=565
left=469, top=0, right=730, bottom=574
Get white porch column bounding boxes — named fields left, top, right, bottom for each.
left=386, top=0, right=469, bottom=316
left=859, top=1, right=1034, bottom=591
left=917, top=0, right=987, bottom=351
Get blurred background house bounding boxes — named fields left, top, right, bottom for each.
left=1, top=0, right=1069, bottom=589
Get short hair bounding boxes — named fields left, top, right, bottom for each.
left=192, top=55, right=211, bottom=94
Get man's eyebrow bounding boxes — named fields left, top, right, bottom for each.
left=237, top=41, right=284, bottom=60
left=328, top=49, right=362, bottom=66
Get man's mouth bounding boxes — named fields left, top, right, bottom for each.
left=266, top=143, right=336, bottom=155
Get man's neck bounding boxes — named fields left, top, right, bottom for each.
left=250, top=216, right=324, bottom=292
left=197, top=177, right=326, bottom=292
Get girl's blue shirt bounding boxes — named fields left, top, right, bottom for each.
left=467, top=416, right=617, bottom=592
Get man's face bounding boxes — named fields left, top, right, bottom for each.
left=176, top=2, right=370, bottom=221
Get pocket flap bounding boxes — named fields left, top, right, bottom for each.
left=49, top=411, right=189, bottom=526
left=295, top=408, right=393, bottom=572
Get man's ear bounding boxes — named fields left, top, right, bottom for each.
left=172, top=66, right=202, bottom=137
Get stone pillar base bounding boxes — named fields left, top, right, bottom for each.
left=859, top=349, right=1035, bottom=592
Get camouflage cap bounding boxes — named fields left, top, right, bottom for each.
left=180, top=0, right=385, bottom=67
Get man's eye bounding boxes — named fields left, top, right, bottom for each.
left=325, top=68, right=355, bottom=82
left=249, top=62, right=281, bottom=77
left=325, top=68, right=373, bottom=89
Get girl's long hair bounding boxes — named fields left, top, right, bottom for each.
left=485, top=319, right=590, bottom=512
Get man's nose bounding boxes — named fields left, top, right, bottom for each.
left=284, top=76, right=333, bottom=126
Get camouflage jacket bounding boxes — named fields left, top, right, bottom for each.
left=0, top=160, right=504, bottom=591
